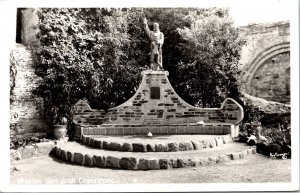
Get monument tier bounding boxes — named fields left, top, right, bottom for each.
left=72, top=70, right=244, bottom=137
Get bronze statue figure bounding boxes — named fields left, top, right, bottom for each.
left=143, top=18, right=164, bottom=70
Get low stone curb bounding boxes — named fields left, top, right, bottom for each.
left=10, top=141, right=55, bottom=161
left=80, top=134, right=233, bottom=152
left=53, top=145, right=257, bottom=170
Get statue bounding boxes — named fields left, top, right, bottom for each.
left=143, top=18, right=164, bottom=70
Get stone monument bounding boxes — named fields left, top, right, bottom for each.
left=71, top=21, right=244, bottom=138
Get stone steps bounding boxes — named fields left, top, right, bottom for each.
left=80, top=134, right=233, bottom=152
left=53, top=141, right=256, bottom=170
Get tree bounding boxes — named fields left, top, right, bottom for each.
left=32, top=8, right=246, bottom=129
left=173, top=9, right=246, bottom=107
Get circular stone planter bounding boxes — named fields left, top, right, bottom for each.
left=80, top=134, right=233, bottom=152
left=53, top=142, right=257, bottom=170
left=53, top=125, right=67, bottom=140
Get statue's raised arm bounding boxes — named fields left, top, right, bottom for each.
left=143, top=17, right=164, bottom=71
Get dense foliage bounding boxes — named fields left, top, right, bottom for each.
left=33, top=8, right=246, bottom=128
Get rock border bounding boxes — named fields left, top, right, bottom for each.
left=53, top=145, right=256, bottom=170
left=10, top=141, right=55, bottom=161
left=80, top=134, right=233, bottom=152
left=10, top=138, right=68, bottom=161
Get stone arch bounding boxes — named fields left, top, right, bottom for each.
left=241, top=42, right=290, bottom=96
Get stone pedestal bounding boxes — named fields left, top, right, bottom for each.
left=73, top=70, right=244, bottom=137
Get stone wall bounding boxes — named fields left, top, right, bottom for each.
left=239, top=21, right=290, bottom=103
left=10, top=44, right=47, bottom=141
left=20, top=8, right=40, bottom=46
left=72, top=71, right=243, bottom=137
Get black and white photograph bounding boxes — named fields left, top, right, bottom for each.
left=1, top=0, right=299, bottom=192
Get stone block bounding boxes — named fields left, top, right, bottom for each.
left=19, top=145, right=37, bottom=159
left=94, top=140, right=102, bottom=149
left=186, top=126, right=195, bottom=134
left=10, top=150, right=21, bottom=161
left=209, top=139, right=216, bottom=148
left=197, top=141, right=206, bottom=149
left=106, top=156, right=120, bottom=168
left=89, top=128, right=96, bottom=135
left=155, top=144, right=164, bottom=152
left=223, top=135, right=232, bottom=144
left=50, top=146, right=57, bottom=156
left=188, top=159, right=196, bottom=167
left=216, top=155, right=229, bottom=163
left=132, top=127, right=142, bottom=135
left=109, top=142, right=123, bottom=151
left=179, top=142, right=194, bottom=151
left=146, top=144, right=155, bottom=152
left=122, top=143, right=133, bottom=151
left=106, top=128, right=115, bottom=135
left=92, top=155, right=106, bottom=168
left=167, top=127, right=177, bottom=134
left=36, top=141, right=55, bottom=156
left=81, top=135, right=86, bottom=143
left=115, top=127, right=124, bottom=135
left=241, top=150, right=248, bottom=157
left=169, top=159, right=178, bottom=168
left=167, top=143, right=179, bottom=151
left=61, top=149, right=67, bottom=161
left=123, top=128, right=133, bottom=135
left=252, top=148, right=257, bottom=154
left=66, top=151, right=72, bottom=162
left=198, top=157, right=208, bottom=166
left=177, top=127, right=186, bottom=134
left=159, top=159, right=171, bottom=169
left=149, top=159, right=160, bottom=170
left=89, top=138, right=94, bottom=147
left=202, top=140, right=210, bottom=148
left=177, top=159, right=189, bottom=168
left=191, top=141, right=199, bottom=150
left=159, top=127, right=168, bottom=134
left=208, top=156, right=217, bottom=164
left=247, top=148, right=253, bottom=154
left=102, top=141, right=110, bottom=149
left=149, top=127, right=160, bottom=134
left=132, top=143, right=147, bottom=152
left=55, top=147, right=61, bottom=157
left=84, top=154, right=93, bottom=166
left=96, top=128, right=106, bottom=135
left=84, top=137, right=90, bottom=145
left=215, top=137, right=224, bottom=146
left=230, top=153, right=240, bottom=160
left=73, top=152, right=84, bottom=165
left=119, top=157, right=137, bottom=170
left=239, top=152, right=245, bottom=159
left=137, top=159, right=150, bottom=170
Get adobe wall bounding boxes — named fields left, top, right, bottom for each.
left=10, top=44, right=47, bottom=141
left=239, top=21, right=290, bottom=103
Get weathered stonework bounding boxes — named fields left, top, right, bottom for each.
left=10, top=44, right=47, bottom=141
left=73, top=71, right=244, bottom=137
left=239, top=21, right=290, bottom=103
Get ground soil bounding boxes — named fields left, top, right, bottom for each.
left=10, top=154, right=290, bottom=184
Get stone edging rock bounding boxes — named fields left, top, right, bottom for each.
left=10, top=137, right=69, bottom=161
left=52, top=145, right=257, bottom=170
left=10, top=141, right=55, bottom=161
left=80, top=134, right=233, bottom=152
